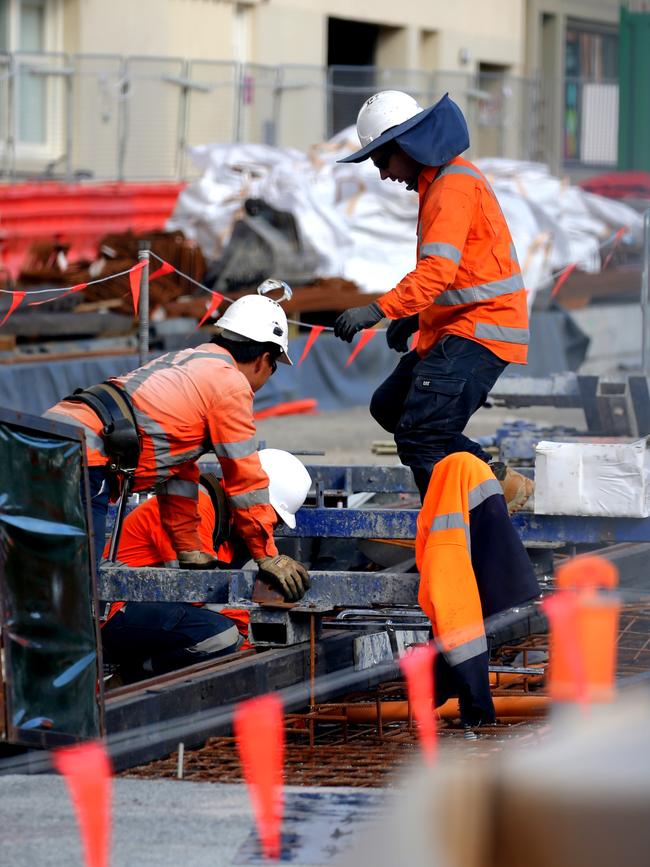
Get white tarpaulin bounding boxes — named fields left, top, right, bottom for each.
left=167, top=133, right=642, bottom=306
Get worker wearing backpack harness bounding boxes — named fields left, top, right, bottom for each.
left=44, top=282, right=310, bottom=603
left=416, top=452, right=540, bottom=727
left=100, top=449, right=311, bottom=683
left=334, top=91, right=533, bottom=511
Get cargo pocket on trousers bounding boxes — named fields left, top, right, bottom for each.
left=400, top=376, right=466, bottom=431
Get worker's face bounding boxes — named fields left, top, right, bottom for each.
left=371, top=143, right=421, bottom=191
left=249, top=351, right=277, bottom=393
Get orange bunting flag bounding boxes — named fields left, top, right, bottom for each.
left=410, top=330, right=420, bottom=350
left=345, top=327, right=378, bottom=367
left=196, top=292, right=224, bottom=330
left=550, top=262, right=577, bottom=299
left=149, top=261, right=176, bottom=282
left=52, top=741, right=112, bottom=867
left=28, top=282, right=88, bottom=307
left=0, top=291, right=26, bottom=327
left=400, top=643, right=437, bottom=764
left=602, top=226, right=627, bottom=271
left=128, top=260, right=146, bottom=315
left=297, top=325, right=325, bottom=366
left=234, top=694, right=284, bottom=860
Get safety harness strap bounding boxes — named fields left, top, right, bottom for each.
left=67, top=381, right=141, bottom=472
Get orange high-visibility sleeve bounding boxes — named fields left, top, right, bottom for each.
left=377, top=157, right=528, bottom=365
left=104, top=489, right=220, bottom=566
left=156, top=463, right=201, bottom=553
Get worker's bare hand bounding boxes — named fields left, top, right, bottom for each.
left=386, top=313, right=420, bottom=352
left=333, top=302, right=385, bottom=342
left=255, top=555, right=310, bottom=601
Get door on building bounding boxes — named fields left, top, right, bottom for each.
left=327, top=17, right=379, bottom=136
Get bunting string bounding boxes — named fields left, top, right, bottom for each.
left=0, top=224, right=635, bottom=369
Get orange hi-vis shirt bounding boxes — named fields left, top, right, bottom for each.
left=101, top=489, right=249, bottom=644
left=415, top=452, right=503, bottom=668
left=377, top=155, right=529, bottom=364
left=45, top=344, right=277, bottom=561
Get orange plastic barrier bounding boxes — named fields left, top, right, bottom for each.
left=0, top=182, right=185, bottom=278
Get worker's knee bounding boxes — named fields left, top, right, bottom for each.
left=186, top=622, right=241, bottom=657
left=369, top=386, right=399, bottom=432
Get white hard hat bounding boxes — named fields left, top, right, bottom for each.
left=339, top=90, right=424, bottom=164
left=259, top=448, right=311, bottom=529
left=357, top=91, right=423, bottom=147
left=215, top=280, right=293, bottom=365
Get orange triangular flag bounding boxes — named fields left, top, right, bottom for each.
left=28, top=282, right=88, bottom=306
left=234, top=694, right=284, bottom=860
left=196, top=292, right=225, bottom=330
left=410, top=330, right=420, bottom=349
left=52, top=741, right=112, bottom=867
left=297, top=325, right=325, bottom=366
left=149, top=261, right=176, bottom=282
left=0, top=290, right=26, bottom=326
left=550, top=262, right=577, bottom=299
left=128, top=260, right=146, bottom=315
left=400, top=643, right=437, bottom=764
left=345, top=328, right=378, bottom=367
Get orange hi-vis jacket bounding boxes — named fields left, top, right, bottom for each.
left=45, top=344, right=277, bottom=560
left=377, top=155, right=529, bottom=364
left=415, top=452, right=504, bottom=668
left=101, top=489, right=250, bottom=644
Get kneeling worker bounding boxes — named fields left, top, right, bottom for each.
left=101, top=448, right=312, bottom=683
left=416, top=452, right=540, bottom=727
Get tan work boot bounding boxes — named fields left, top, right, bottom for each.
left=489, top=462, right=534, bottom=515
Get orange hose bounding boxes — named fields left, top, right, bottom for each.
left=324, top=694, right=549, bottom=724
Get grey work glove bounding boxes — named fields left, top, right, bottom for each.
left=386, top=313, right=420, bottom=352
left=333, top=302, right=384, bottom=343
left=255, top=555, right=311, bottom=601
left=178, top=550, right=219, bottom=569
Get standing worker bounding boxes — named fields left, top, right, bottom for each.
left=44, top=285, right=310, bottom=602
left=334, top=91, right=533, bottom=510
left=416, top=451, right=540, bottom=728
left=100, top=449, right=312, bottom=683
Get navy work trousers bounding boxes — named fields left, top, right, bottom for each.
left=102, top=602, right=241, bottom=683
left=370, top=335, right=508, bottom=499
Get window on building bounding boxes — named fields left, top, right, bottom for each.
left=564, top=21, right=618, bottom=164
left=18, top=0, right=46, bottom=143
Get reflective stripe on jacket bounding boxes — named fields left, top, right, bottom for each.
left=377, top=156, right=529, bottom=364
left=45, top=344, right=277, bottom=560
left=416, top=452, right=500, bottom=668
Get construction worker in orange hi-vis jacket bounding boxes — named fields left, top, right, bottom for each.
left=416, top=452, right=540, bottom=727
left=44, top=281, right=310, bottom=604
left=335, top=91, right=534, bottom=511
left=99, top=449, right=311, bottom=683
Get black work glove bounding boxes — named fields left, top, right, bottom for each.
left=333, top=302, right=384, bottom=343
left=255, top=555, right=311, bottom=601
left=386, top=313, right=420, bottom=352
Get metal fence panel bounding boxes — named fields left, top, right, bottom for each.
left=121, top=56, right=185, bottom=181
left=184, top=60, right=239, bottom=177
left=0, top=53, right=12, bottom=178
left=72, top=54, right=123, bottom=181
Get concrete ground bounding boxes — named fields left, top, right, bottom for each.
left=255, top=403, right=587, bottom=465
left=0, top=775, right=387, bottom=866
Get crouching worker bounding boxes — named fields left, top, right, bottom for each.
left=43, top=283, right=309, bottom=595
left=416, top=452, right=540, bottom=727
left=101, top=448, right=312, bottom=683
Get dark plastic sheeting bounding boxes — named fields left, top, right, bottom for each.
left=0, top=418, right=101, bottom=745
